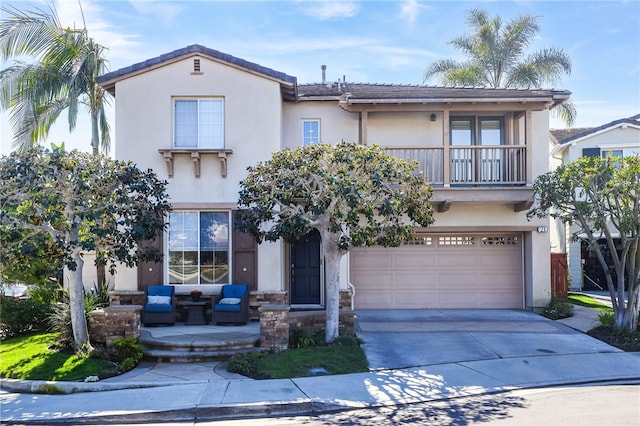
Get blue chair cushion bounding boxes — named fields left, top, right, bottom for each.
left=148, top=286, right=173, bottom=297
left=145, top=303, right=173, bottom=312
left=214, top=303, right=241, bottom=312
left=223, top=285, right=247, bottom=298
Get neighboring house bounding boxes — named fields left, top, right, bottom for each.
left=97, top=44, right=569, bottom=312
left=550, top=114, right=640, bottom=291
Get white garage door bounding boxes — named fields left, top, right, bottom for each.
left=350, top=233, right=523, bottom=309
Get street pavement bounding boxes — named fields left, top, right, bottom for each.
left=1, top=305, right=639, bottom=424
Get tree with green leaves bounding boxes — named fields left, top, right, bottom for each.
left=0, top=4, right=111, bottom=154
left=238, top=142, right=434, bottom=342
left=0, top=146, right=171, bottom=350
left=424, top=8, right=575, bottom=126
left=528, top=155, right=639, bottom=330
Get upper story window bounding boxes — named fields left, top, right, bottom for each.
left=303, top=119, right=320, bottom=146
left=174, top=98, right=224, bottom=148
left=451, top=116, right=504, bottom=146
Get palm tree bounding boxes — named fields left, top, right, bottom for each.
left=0, top=4, right=111, bottom=154
left=424, top=8, right=576, bottom=126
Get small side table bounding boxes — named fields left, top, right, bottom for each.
left=185, top=301, right=207, bottom=325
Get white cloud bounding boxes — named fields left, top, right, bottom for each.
left=399, top=0, right=422, bottom=24
left=302, top=1, right=358, bottom=20
left=127, top=0, right=183, bottom=27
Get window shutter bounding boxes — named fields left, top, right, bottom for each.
left=582, top=148, right=601, bottom=157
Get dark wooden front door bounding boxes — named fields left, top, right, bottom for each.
left=290, top=230, right=321, bottom=305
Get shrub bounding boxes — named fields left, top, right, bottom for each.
left=290, top=328, right=317, bottom=348
left=542, top=297, right=574, bottom=320
left=90, top=338, right=143, bottom=373
left=598, top=311, right=615, bottom=326
left=86, top=281, right=112, bottom=309
left=227, top=351, right=268, bottom=376
left=109, top=338, right=143, bottom=364
left=0, top=296, right=51, bottom=339
left=588, top=325, right=640, bottom=352
left=332, top=333, right=362, bottom=347
left=48, top=288, right=107, bottom=349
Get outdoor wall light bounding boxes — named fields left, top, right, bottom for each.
left=430, top=113, right=437, bottom=121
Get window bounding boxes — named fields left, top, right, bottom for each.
left=450, top=116, right=504, bottom=146
left=168, top=211, right=230, bottom=285
left=174, top=99, right=224, bottom=148
left=439, top=236, right=475, bottom=246
left=602, top=149, right=623, bottom=158
left=450, top=116, right=506, bottom=183
left=303, top=119, right=320, bottom=146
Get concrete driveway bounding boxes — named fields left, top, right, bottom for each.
left=355, top=309, right=621, bottom=370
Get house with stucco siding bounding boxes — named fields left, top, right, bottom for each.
left=550, top=114, right=640, bottom=292
left=96, top=44, right=569, bottom=314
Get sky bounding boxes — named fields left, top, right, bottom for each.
left=1, top=0, right=639, bottom=155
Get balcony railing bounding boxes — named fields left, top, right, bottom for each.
left=386, top=146, right=527, bottom=187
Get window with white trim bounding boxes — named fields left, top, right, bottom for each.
left=174, top=99, right=224, bottom=148
left=168, top=211, right=230, bottom=285
left=302, top=119, right=320, bottom=146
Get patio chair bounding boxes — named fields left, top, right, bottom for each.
left=212, top=284, right=249, bottom=325
left=142, top=285, right=176, bottom=326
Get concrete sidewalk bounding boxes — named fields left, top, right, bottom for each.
left=2, top=307, right=639, bottom=425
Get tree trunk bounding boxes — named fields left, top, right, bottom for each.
left=91, top=110, right=100, bottom=156
left=69, top=249, right=90, bottom=349
left=321, top=230, right=344, bottom=343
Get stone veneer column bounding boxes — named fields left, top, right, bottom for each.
left=89, top=305, right=142, bottom=346
left=259, top=304, right=290, bottom=352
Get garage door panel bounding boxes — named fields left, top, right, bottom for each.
left=436, top=254, right=478, bottom=268
left=352, top=252, right=392, bottom=268
left=351, top=233, right=523, bottom=309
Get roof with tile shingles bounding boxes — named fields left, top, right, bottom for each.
left=97, top=45, right=571, bottom=105
left=551, top=114, right=640, bottom=145
left=298, top=83, right=570, bottom=104
left=97, top=44, right=298, bottom=99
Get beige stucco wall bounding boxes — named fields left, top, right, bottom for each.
left=111, top=56, right=287, bottom=292
left=282, top=102, right=359, bottom=148
left=563, top=126, right=640, bottom=163
left=367, top=111, right=442, bottom=147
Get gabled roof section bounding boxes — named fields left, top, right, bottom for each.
left=554, top=114, right=640, bottom=145
left=298, top=83, right=571, bottom=108
left=97, top=44, right=298, bottom=100
left=550, top=127, right=593, bottom=145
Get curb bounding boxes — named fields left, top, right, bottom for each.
left=0, top=378, right=180, bottom=394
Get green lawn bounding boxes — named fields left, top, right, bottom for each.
left=254, top=344, right=369, bottom=379
left=568, top=293, right=614, bottom=312
left=228, top=334, right=369, bottom=379
left=0, top=333, right=118, bottom=381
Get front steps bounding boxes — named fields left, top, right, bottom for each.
left=140, top=323, right=261, bottom=362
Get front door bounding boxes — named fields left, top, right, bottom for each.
left=290, top=230, right=321, bottom=305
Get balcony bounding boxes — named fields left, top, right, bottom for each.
left=386, top=146, right=527, bottom=187
left=386, top=146, right=531, bottom=212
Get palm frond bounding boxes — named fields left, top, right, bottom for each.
left=423, top=59, right=463, bottom=84
left=1, top=5, right=112, bottom=154
left=551, top=100, right=577, bottom=128
left=0, top=4, right=61, bottom=60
